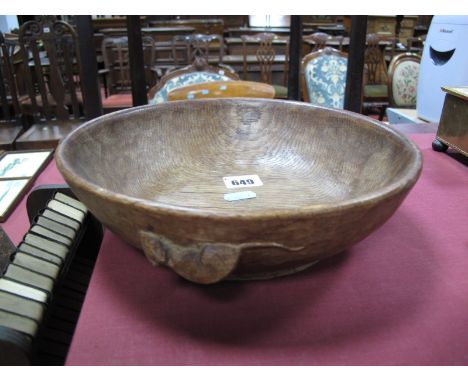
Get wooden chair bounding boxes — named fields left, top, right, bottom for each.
left=148, top=57, right=239, bottom=105
left=102, top=36, right=132, bottom=95
left=382, top=35, right=400, bottom=63
left=100, top=35, right=157, bottom=112
left=0, top=32, right=26, bottom=150
left=303, top=32, right=344, bottom=52
left=143, top=26, right=195, bottom=76
left=240, top=33, right=288, bottom=98
left=171, top=35, right=192, bottom=67
left=387, top=52, right=421, bottom=108
left=406, top=34, right=426, bottom=54
left=148, top=18, right=225, bottom=36
left=362, top=34, right=390, bottom=120
left=102, top=36, right=157, bottom=90
left=167, top=80, right=275, bottom=101
left=15, top=18, right=84, bottom=150
left=172, top=34, right=225, bottom=66
left=300, top=47, right=348, bottom=109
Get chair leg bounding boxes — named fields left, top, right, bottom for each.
left=378, top=105, right=387, bottom=121
left=103, top=75, right=108, bottom=98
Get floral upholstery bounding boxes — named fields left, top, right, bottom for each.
left=149, top=71, right=234, bottom=104
left=304, top=55, right=347, bottom=109
left=391, top=60, right=420, bottom=107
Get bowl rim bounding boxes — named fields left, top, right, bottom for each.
left=55, top=98, right=423, bottom=221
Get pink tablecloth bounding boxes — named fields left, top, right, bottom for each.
left=3, top=134, right=468, bottom=365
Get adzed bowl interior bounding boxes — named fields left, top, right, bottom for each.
left=56, top=99, right=422, bottom=284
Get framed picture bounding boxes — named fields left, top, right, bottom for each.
left=0, top=149, right=54, bottom=222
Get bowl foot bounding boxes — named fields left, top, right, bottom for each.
left=227, top=259, right=320, bottom=281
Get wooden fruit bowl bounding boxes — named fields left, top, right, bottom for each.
left=56, top=99, right=422, bottom=284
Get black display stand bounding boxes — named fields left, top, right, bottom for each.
left=0, top=185, right=103, bottom=365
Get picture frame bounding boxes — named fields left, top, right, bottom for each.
left=0, top=149, right=54, bottom=222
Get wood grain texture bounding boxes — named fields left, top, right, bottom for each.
left=56, top=99, right=422, bottom=284
left=16, top=18, right=84, bottom=149
left=15, top=119, right=82, bottom=150
left=0, top=32, right=25, bottom=149
left=168, top=80, right=275, bottom=101
left=147, top=57, right=239, bottom=101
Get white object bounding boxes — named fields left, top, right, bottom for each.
left=223, top=175, right=263, bottom=189
left=386, top=108, right=426, bottom=124
left=224, top=191, right=257, bottom=202
left=417, top=16, right=468, bottom=122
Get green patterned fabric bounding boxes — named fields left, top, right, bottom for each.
left=149, top=71, right=233, bottom=104
left=364, top=84, right=388, bottom=98
left=304, top=55, right=347, bottom=109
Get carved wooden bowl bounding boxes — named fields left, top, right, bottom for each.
left=56, top=99, right=422, bottom=284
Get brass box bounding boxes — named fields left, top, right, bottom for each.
left=435, top=86, right=468, bottom=157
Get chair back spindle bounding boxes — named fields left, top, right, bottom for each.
left=0, top=33, right=22, bottom=121
left=0, top=32, right=27, bottom=149
left=13, top=17, right=85, bottom=150
left=102, top=36, right=156, bottom=95
left=18, top=18, right=83, bottom=123
left=241, top=33, right=277, bottom=84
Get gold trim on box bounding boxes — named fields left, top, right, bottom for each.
left=441, top=86, right=468, bottom=102
left=437, top=136, right=468, bottom=157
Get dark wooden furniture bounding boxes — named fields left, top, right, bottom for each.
left=15, top=18, right=85, bottom=150
left=406, top=34, right=426, bottom=54
left=286, top=15, right=301, bottom=101
left=100, top=26, right=195, bottom=42
left=98, top=26, right=195, bottom=76
left=316, top=24, right=345, bottom=36
left=148, top=19, right=224, bottom=36
left=240, top=33, right=289, bottom=97
left=228, top=27, right=315, bottom=38
left=99, top=35, right=156, bottom=112
left=303, top=32, right=330, bottom=52
left=93, top=16, right=245, bottom=32
left=302, top=15, right=343, bottom=29
left=172, top=34, right=225, bottom=67
left=343, top=15, right=417, bottom=44
left=226, top=36, right=287, bottom=55
left=101, top=36, right=157, bottom=95
left=91, top=16, right=128, bottom=32
left=75, top=16, right=103, bottom=121
left=362, top=34, right=391, bottom=120
left=0, top=33, right=25, bottom=150
left=55, top=99, right=422, bottom=284
left=148, top=27, right=195, bottom=74
left=303, top=32, right=345, bottom=53
left=344, top=16, right=367, bottom=114
left=241, top=33, right=276, bottom=83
